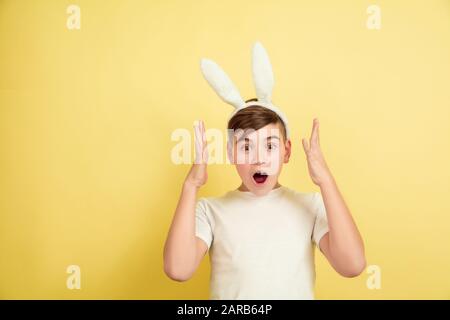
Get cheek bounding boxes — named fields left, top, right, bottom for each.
left=272, top=147, right=284, bottom=158
left=265, top=149, right=284, bottom=174
left=232, top=145, right=248, bottom=162
left=236, top=164, right=252, bottom=178
left=268, top=147, right=284, bottom=163
left=274, top=148, right=286, bottom=162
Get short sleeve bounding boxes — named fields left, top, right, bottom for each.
left=311, top=192, right=329, bottom=250
left=195, top=198, right=213, bottom=249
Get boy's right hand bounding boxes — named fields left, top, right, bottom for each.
left=184, top=120, right=209, bottom=189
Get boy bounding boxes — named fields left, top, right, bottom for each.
left=163, top=43, right=365, bottom=299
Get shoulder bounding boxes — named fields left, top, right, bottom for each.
left=280, top=186, right=321, bottom=213
left=281, top=186, right=317, bottom=202
left=195, top=190, right=233, bottom=214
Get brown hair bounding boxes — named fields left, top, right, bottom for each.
left=227, top=98, right=287, bottom=141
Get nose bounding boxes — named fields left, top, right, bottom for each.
left=252, top=145, right=268, bottom=165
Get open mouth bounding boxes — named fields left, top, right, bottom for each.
left=252, top=171, right=268, bottom=184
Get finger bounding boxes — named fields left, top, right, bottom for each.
left=201, top=121, right=207, bottom=151
left=313, top=118, right=320, bottom=146
left=203, top=146, right=209, bottom=164
left=198, top=120, right=204, bottom=146
left=200, top=120, right=208, bottom=163
left=193, top=121, right=200, bottom=145
left=194, top=122, right=202, bottom=163
left=195, top=122, right=205, bottom=164
left=302, top=138, right=310, bottom=154
left=310, top=118, right=319, bottom=147
left=201, top=120, right=207, bottom=146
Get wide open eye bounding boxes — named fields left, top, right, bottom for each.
left=239, top=143, right=252, bottom=152
left=267, top=142, right=278, bottom=151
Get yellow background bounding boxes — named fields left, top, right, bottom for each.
left=1, top=0, right=449, bottom=299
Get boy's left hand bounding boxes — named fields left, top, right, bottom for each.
left=302, top=118, right=334, bottom=187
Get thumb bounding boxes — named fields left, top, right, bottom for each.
left=302, top=138, right=310, bottom=155
left=202, top=142, right=209, bottom=164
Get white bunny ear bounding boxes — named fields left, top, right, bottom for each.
left=200, top=58, right=246, bottom=110
left=252, top=42, right=274, bottom=104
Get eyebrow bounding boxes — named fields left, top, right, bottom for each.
left=236, top=135, right=280, bottom=143
left=236, top=136, right=251, bottom=143
left=265, top=135, right=280, bottom=141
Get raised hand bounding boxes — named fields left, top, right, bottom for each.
left=184, top=120, right=209, bottom=189
left=302, top=118, right=333, bottom=186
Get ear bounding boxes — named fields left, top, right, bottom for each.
left=252, top=42, right=274, bottom=104
left=283, top=139, right=292, bottom=163
left=200, top=58, right=246, bottom=110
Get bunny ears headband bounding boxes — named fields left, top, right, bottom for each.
left=200, top=42, right=290, bottom=139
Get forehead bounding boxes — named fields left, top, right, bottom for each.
left=234, top=123, right=282, bottom=142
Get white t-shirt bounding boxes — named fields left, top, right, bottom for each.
left=195, top=185, right=329, bottom=300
